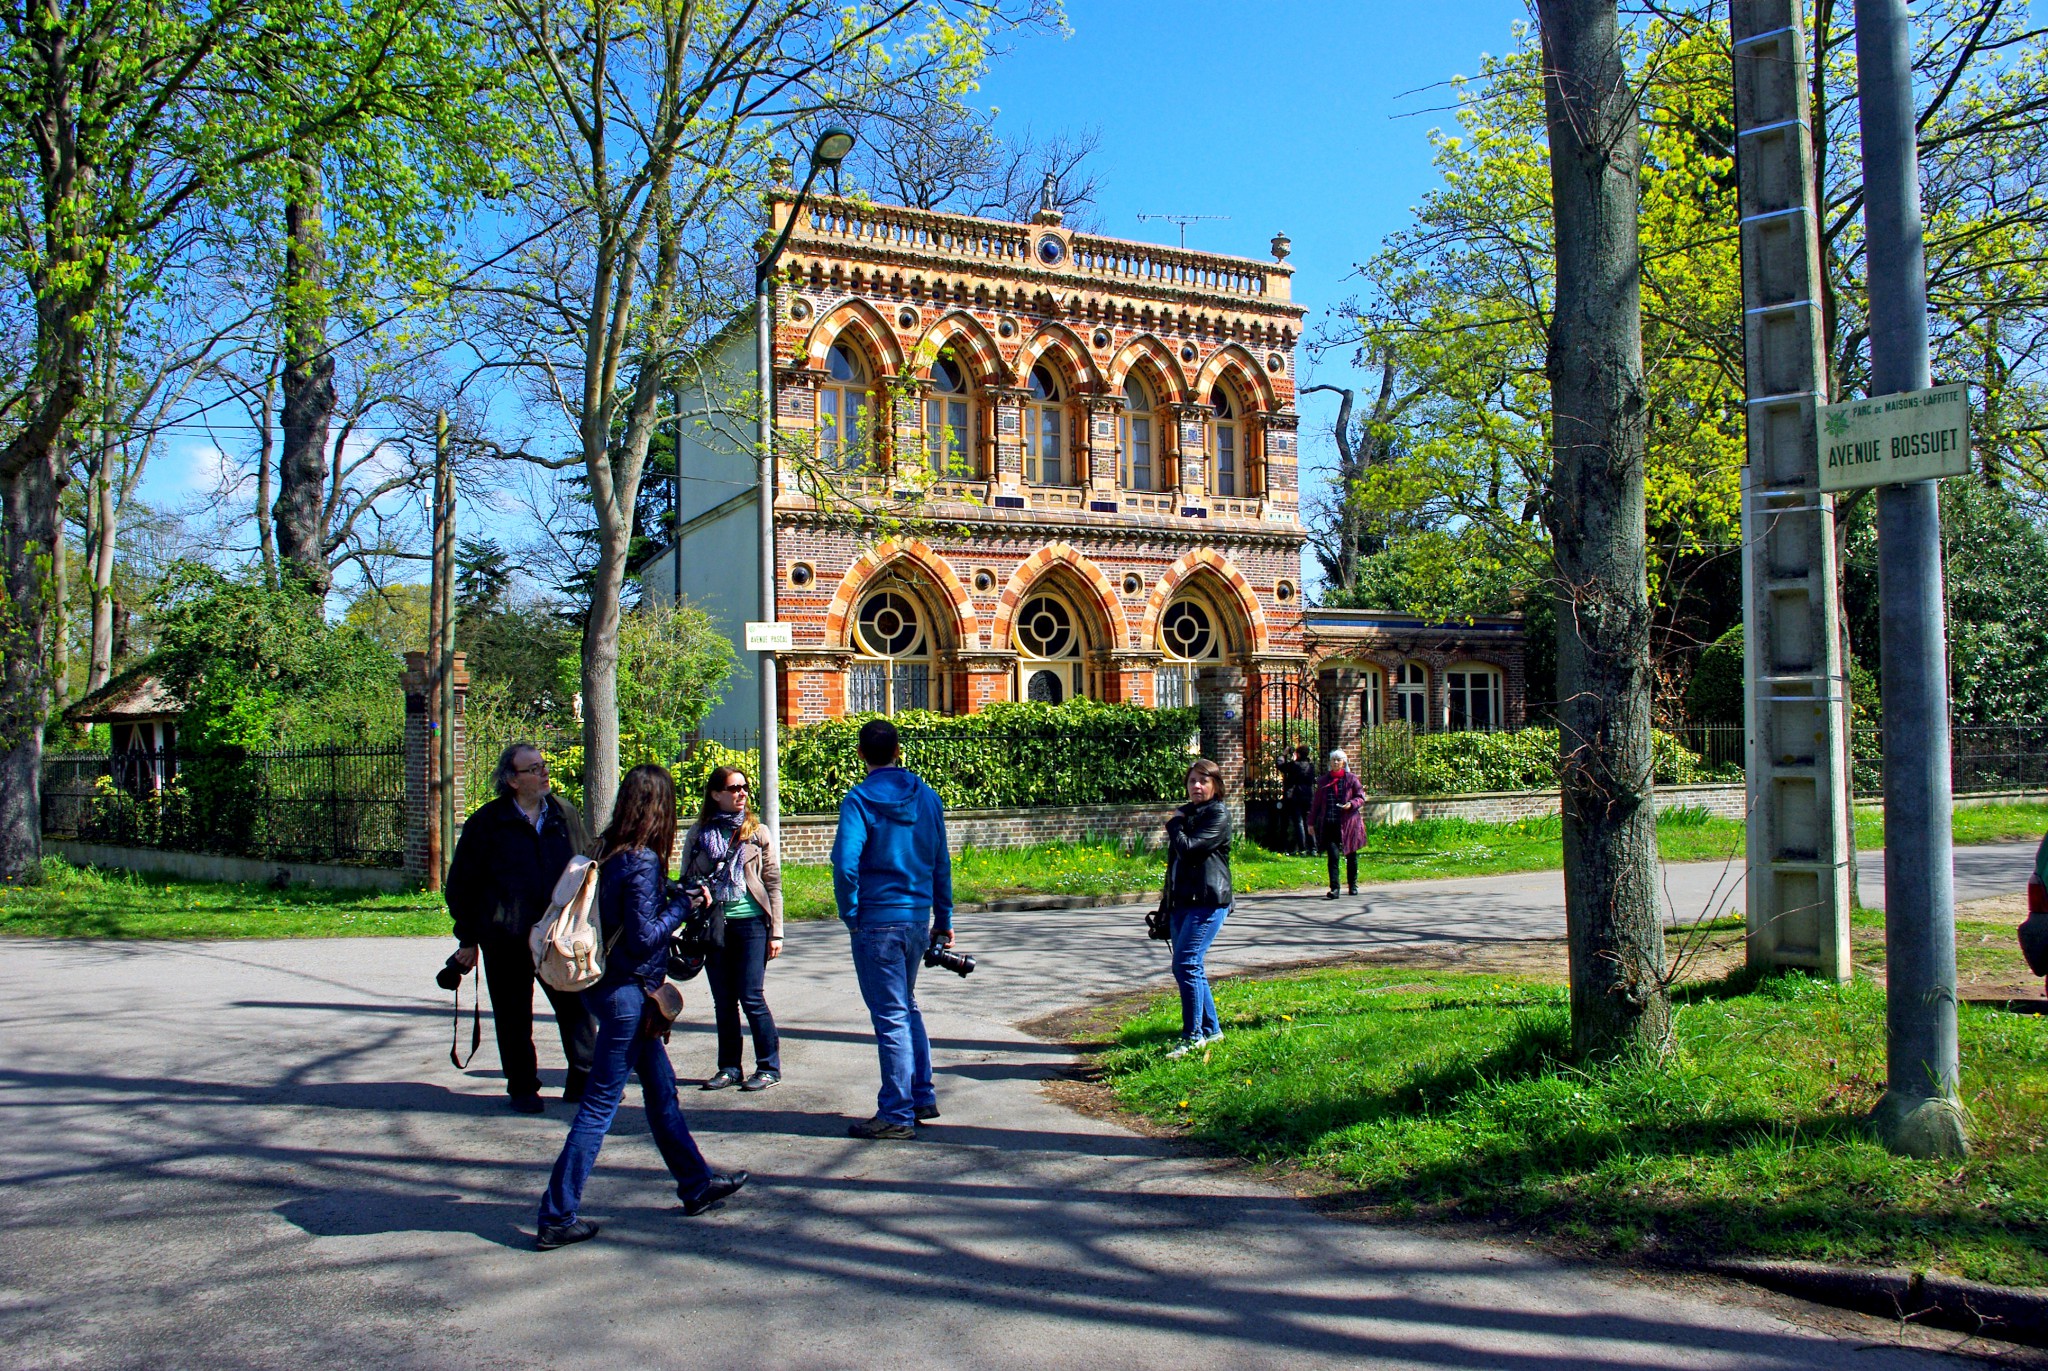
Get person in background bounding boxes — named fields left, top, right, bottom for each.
left=682, top=765, right=784, bottom=1093
left=535, top=764, right=747, bottom=1251
left=831, top=718, right=953, bottom=1140
left=1310, top=749, right=1367, bottom=900
left=444, top=741, right=595, bottom=1113
left=1278, top=744, right=1316, bottom=854
left=1159, top=758, right=1233, bottom=1058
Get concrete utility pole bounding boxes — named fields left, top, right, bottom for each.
left=1856, top=0, right=1967, bottom=1158
left=435, top=410, right=458, bottom=883
left=1730, top=0, right=1853, bottom=981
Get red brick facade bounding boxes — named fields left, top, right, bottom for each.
left=764, top=193, right=1309, bottom=724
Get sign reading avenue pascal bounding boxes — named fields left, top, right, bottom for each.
left=1816, top=382, right=1972, bottom=492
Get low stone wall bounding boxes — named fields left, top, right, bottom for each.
left=1364, top=782, right=1749, bottom=827
left=779, top=799, right=1188, bottom=864
left=47, top=840, right=414, bottom=893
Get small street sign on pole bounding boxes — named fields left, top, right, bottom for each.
left=1817, top=383, right=1972, bottom=491
left=743, top=621, right=793, bottom=652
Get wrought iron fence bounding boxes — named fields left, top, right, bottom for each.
left=1852, top=721, right=2048, bottom=796
left=41, top=744, right=407, bottom=868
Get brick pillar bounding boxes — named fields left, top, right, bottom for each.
left=1319, top=666, right=1362, bottom=776
left=1196, top=663, right=1248, bottom=798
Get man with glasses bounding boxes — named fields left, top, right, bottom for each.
left=445, top=741, right=597, bottom=1113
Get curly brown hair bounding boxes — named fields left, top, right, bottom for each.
left=695, top=765, right=761, bottom=843
left=600, top=764, right=678, bottom=862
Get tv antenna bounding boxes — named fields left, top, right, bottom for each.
left=1136, top=212, right=1230, bottom=248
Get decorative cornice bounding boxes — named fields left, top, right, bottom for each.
left=776, top=504, right=1308, bottom=549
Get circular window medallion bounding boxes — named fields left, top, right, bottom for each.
left=858, top=592, right=921, bottom=656
left=998, top=317, right=1017, bottom=339
left=1016, top=595, right=1075, bottom=658
left=1267, top=353, right=1285, bottom=373
left=1121, top=572, right=1143, bottom=597
left=972, top=569, right=996, bottom=593
left=788, top=561, right=814, bottom=588
left=1092, top=328, right=1111, bottom=350
left=897, top=305, right=918, bottom=329
left=1162, top=600, right=1214, bottom=659
left=1180, top=343, right=1198, bottom=363
left=1275, top=579, right=1296, bottom=603
left=1037, top=236, right=1065, bottom=265
left=788, top=298, right=811, bottom=322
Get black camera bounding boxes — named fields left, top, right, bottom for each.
left=436, top=952, right=471, bottom=992
left=923, top=934, right=975, bottom=978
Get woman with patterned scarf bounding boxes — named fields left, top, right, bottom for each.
left=681, top=765, right=785, bottom=1092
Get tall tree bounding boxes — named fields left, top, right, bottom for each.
left=1538, top=0, right=1671, bottom=1058
left=0, top=0, right=482, bottom=883
left=485, top=0, right=1051, bottom=829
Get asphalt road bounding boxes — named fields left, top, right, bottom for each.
left=1, top=845, right=2035, bottom=1371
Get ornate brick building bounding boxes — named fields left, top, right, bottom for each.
left=646, top=189, right=1311, bottom=733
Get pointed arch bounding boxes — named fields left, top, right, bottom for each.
left=1191, top=343, right=1279, bottom=412
left=992, top=542, right=1130, bottom=651
left=1141, top=549, right=1270, bottom=655
left=915, top=311, right=1009, bottom=388
left=804, top=297, right=907, bottom=375
left=1104, top=334, right=1189, bottom=402
left=823, top=538, right=977, bottom=651
left=1012, top=322, right=1101, bottom=393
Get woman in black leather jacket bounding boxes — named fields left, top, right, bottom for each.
left=1159, top=758, right=1233, bottom=1057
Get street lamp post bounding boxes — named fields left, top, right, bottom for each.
left=755, top=126, right=854, bottom=840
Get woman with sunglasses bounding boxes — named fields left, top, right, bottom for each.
left=681, top=765, right=785, bottom=1092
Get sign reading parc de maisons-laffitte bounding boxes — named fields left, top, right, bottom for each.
left=1816, top=382, right=1972, bottom=492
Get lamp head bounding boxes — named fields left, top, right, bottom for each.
left=810, top=126, right=856, bottom=170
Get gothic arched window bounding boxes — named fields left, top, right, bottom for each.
left=1155, top=594, right=1222, bottom=710
left=819, top=344, right=873, bottom=469
left=925, top=354, right=975, bottom=477
left=1014, top=590, right=1085, bottom=703
left=1024, top=365, right=1065, bottom=486
left=1120, top=375, right=1156, bottom=491
left=1211, top=384, right=1241, bottom=497
left=850, top=589, right=935, bottom=715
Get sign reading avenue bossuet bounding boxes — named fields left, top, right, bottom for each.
left=743, top=621, right=793, bottom=652
left=1816, top=382, right=1972, bottom=492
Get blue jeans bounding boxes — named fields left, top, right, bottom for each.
left=538, top=978, right=712, bottom=1227
left=1169, top=905, right=1229, bottom=1040
left=847, top=919, right=936, bottom=1126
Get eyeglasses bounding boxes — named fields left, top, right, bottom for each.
left=720, top=783, right=749, bottom=794
left=514, top=761, right=549, bottom=776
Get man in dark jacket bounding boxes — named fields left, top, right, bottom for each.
left=831, top=718, right=953, bottom=1140
left=1278, top=745, right=1315, bottom=853
left=445, top=741, right=596, bottom=1113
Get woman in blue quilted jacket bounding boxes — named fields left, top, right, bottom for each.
left=535, top=764, right=748, bottom=1250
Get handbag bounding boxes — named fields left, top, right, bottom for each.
left=1145, top=907, right=1171, bottom=942
left=639, top=982, right=685, bottom=1042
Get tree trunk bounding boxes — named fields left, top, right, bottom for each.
left=274, top=147, right=335, bottom=599
left=257, top=360, right=279, bottom=588
left=86, top=428, right=118, bottom=695
left=1538, top=0, right=1671, bottom=1059
left=0, top=434, right=62, bottom=883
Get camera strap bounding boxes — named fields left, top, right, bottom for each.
left=451, top=972, right=480, bottom=1070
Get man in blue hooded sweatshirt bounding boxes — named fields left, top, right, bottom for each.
left=832, top=718, right=954, bottom=1139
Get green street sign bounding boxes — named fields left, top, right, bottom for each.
left=1817, top=382, right=1972, bottom=491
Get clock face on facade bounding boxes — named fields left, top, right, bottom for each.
left=1036, top=235, right=1065, bottom=265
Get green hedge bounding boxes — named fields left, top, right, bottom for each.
left=1355, top=724, right=1738, bottom=796
left=675, top=700, right=1199, bottom=815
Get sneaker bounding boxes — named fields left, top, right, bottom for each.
left=535, top=1218, right=599, bottom=1251
left=701, top=1068, right=744, bottom=1092
left=1197, top=1032, right=1225, bottom=1048
left=1164, top=1038, right=1200, bottom=1059
left=847, top=1115, right=916, bottom=1140
left=914, top=1104, right=940, bottom=1122
left=680, top=1169, right=749, bottom=1217
left=509, top=1093, right=545, bottom=1115
left=1323, top=889, right=1339, bottom=901
left=740, top=1070, right=781, bottom=1093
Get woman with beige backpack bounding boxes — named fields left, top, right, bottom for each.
left=535, top=764, right=747, bottom=1251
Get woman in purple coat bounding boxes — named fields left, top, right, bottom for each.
left=1309, top=750, right=1367, bottom=900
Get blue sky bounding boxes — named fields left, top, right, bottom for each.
left=145, top=1, right=1534, bottom=590
left=978, top=0, right=1532, bottom=565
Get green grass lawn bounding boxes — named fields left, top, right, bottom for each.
left=1098, top=966, right=2048, bottom=1287
left=8, top=800, right=2040, bottom=938
left=0, top=857, right=445, bottom=939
